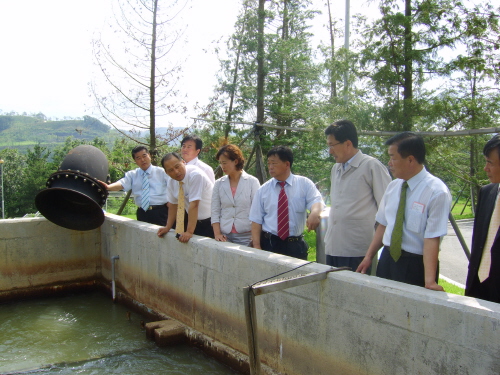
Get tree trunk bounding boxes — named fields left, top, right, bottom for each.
left=255, top=0, right=267, bottom=184
left=327, top=0, right=337, bottom=101
left=277, top=0, right=289, bottom=136
left=225, top=6, right=248, bottom=140
left=225, top=44, right=241, bottom=139
left=149, top=0, right=158, bottom=161
left=402, top=0, right=413, bottom=131
left=256, top=0, right=265, bottom=125
left=470, top=68, right=478, bottom=211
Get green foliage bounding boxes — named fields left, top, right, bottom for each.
left=304, top=229, right=317, bottom=261
left=202, top=0, right=498, bottom=210
left=0, top=114, right=117, bottom=154
left=0, top=144, right=55, bottom=217
left=0, top=116, right=13, bottom=132
left=358, top=0, right=469, bottom=131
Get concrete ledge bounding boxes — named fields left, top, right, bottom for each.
left=145, top=320, right=187, bottom=346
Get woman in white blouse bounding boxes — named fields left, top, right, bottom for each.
left=211, top=144, right=261, bottom=246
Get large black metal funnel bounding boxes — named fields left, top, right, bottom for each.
left=35, top=145, right=110, bottom=231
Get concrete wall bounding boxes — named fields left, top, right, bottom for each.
left=1, top=216, right=500, bottom=374
left=0, top=217, right=101, bottom=297
left=99, top=214, right=500, bottom=375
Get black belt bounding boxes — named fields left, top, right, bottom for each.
left=197, top=217, right=211, bottom=224
left=142, top=204, right=167, bottom=211
left=263, top=231, right=303, bottom=242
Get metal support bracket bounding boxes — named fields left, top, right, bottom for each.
left=243, top=267, right=350, bottom=375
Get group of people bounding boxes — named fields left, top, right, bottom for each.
left=101, top=122, right=500, bottom=305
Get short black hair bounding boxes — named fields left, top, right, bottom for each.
left=483, top=134, right=500, bottom=159
left=160, top=152, right=182, bottom=167
left=385, top=132, right=426, bottom=164
left=181, top=134, right=203, bottom=150
left=267, top=146, right=293, bottom=168
left=324, top=120, right=358, bottom=148
left=131, top=145, right=149, bottom=158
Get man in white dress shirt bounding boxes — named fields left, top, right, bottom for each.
left=101, top=146, right=170, bottom=226
left=157, top=152, right=214, bottom=243
left=249, top=146, right=324, bottom=260
left=180, top=134, right=216, bottom=183
left=357, top=132, right=451, bottom=290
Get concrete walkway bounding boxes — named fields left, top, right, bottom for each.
left=440, top=219, right=473, bottom=288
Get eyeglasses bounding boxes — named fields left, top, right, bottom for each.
left=328, top=142, right=343, bottom=148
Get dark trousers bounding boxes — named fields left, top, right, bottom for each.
left=136, top=205, right=168, bottom=226
left=179, top=211, right=215, bottom=238
left=193, top=218, right=215, bottom=239
left=326, top=255, right=369, bottom=273
left=376, top=246, right=438, bottom=287
left=182, top=214, right=215, bottom=239
left=467, top=277, right=500, bottom=303
left=260, top=232, right=308, bottom=260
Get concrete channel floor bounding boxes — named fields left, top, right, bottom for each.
left=439, top=219, right=473, bottom=287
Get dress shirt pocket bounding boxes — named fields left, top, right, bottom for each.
left=407, top=209, right=424, bottom=234
left=289, top=190, right=307, bottom=213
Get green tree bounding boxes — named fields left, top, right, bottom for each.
left=202, top=0, right=325, bottom=183
left=359, top=0, right=467, bottom=131
left=0, top=149, right=26, bottom=218
left=0, top=145, right=54, bottom=217
left=422, top=2, right=500, bottom=206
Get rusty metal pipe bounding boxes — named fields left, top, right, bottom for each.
left=111, top=255, right=120, bottom=302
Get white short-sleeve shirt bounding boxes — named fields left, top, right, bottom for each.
left=167, top=165, right=214, bottom=220
left=376, top=168, right=451, bottom=255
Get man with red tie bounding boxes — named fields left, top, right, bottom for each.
left=466, top=134, right=500, bottom=303
left=249, top=146, right=324, bottom=260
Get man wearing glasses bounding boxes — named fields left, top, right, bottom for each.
left=324, top=120, right=391, bottom=272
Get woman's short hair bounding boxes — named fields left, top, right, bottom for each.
left=216, top=144, right=245, bottom=171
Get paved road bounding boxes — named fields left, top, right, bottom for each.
left=440, top=219, right=473, bottom=287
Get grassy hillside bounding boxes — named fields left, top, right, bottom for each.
left=0, top=115, right=120, bottom=153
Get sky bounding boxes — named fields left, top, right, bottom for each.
left=0, top=0, right=376, bottom=128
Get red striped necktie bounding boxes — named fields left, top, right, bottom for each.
left=277, top=181, right=289, bottom=240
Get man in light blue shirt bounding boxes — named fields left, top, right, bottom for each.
left=249, top=146, right=324, bottom=260
left=357, top=132, right=451, bottom=290
left=102, top=146, right=170, bottom=226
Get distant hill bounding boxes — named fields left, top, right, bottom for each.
left=0, top=115, right=121, bottom=153
left=0, top=114, right=188, bottom=154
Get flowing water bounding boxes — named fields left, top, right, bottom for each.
left=0, top=292, right=236, bottom=374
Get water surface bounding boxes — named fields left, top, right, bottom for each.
left=0, top=292, right=236, bottom=374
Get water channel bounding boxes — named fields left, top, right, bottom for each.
left=0, top=292, right=237, bottom=374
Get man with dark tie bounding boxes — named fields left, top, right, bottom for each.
left=357, top=132, right=451, bottom=290
left=466, top=134, right=500, bottom=303
left=249, top=146, right=324, bottom=260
